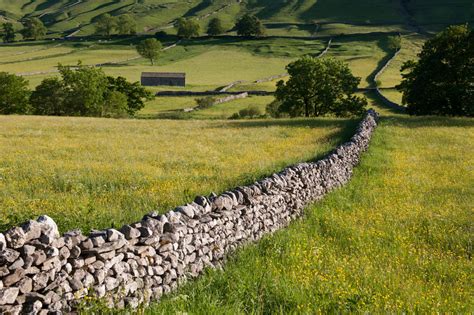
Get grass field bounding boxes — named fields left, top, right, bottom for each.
left=139, top=96, right=273, bottom=120
left=0, top=115, right=357, bottom=234
left=147, top=102, right=474, bottom=314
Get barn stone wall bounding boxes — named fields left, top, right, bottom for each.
left=0, top=110, right=379, bottom=314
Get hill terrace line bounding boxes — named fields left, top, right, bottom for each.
left=141, top=72, right=186, bottom=87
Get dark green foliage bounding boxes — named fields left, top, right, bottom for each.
left=1, top=23, right=15, bottom=43
left=95, top=14, right=117, bottom=36
left=195, top=96, right=216, bottom=109
left=136, top=38, right=162, bottom=65
left=207, top=18, right=225, bottom=36
left=397, top=25, right=474, bottom=116
left=30, top=78, right=66, bottom=116
left=0, top=72, right=31, bottom=114
left=117, top=14, right=137, bottom=35
left=107, top=76, right=154, bottom=115
left=275, top=57, right=366, bottom=117
left=235, top=14, right=265, bottom=37
left=176, top=18, right=200, bottom=39
left=58, top=63, right=109, bottom=116
left=20, top=18, right=47, bottom=40
left=28, top=64, right=152, bottom=117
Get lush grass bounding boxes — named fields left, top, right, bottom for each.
left=0, top=115, right=356, bottom=234
left=146, top=104, right=474, bottom=314
left=138, top=96, right=273, bottom=120
left=188, top=96, right=273, bottom=120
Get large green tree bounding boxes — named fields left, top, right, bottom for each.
left=0, top=72, right=31, bottom=114
left=274, top=57, right=366, bottom=117
left=21, top=18, right=47, bottom=40
left=136, top=38, right=162, bottom=65
left=235, top=14, right=265, bottom=37
left=95, top=14, right=117, bottom=36
left=397, top=25, right=474, bottom=116
left=1, top=23, right=15, bottom=43
left=117, top=14, right=137, bottom=35
left=58, top=63, right=109, bottom=116
left=175, top=18, right=200, bottom=39
left=207, top=17, right=225, bottom=36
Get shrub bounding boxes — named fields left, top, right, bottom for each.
left=195, top=96, right=216, bottom=109
left=238, top=105, right=262, bottom=118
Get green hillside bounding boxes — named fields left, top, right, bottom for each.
left=1, top=0, right=472, bottom=37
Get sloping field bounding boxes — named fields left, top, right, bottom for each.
left=0, top=115, right=357, bottom=234
left=147, top=104, right=474, bottom=313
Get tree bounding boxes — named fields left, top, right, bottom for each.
left=20, top=18, right=47, bottom=40
left=275, top=57, right=366, bottom=117
left=107, top=76, right=154, bottom=115
left=136, top=38, right=162, bottom=65
left=207, top=17, right=224, bottom=36
left=95, top=14, right=117, bottom=36
left=0, top=72, right=31, bottom=114
left=58, top=63, right=109, bottom=116
left=387, top=35, right=402, bottom=51
left=117, top=14, right=137, bottom=35
left=397, top=25, right=474, bottom=116
left=175, top=18, right=200, bottom=39
left=1, top=23, right=15, bottom=43
left=235, top=14, right=265, bottom=37
left=30, top=78, right=66, bottom=116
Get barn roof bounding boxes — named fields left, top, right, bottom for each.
left=141, top=72, right=185, bottom=78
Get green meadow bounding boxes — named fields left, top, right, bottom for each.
left=0, top=0, right=473, bottom=312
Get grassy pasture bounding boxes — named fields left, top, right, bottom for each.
left=0, top=115, right=357, bottom=234
left=147, top=104, right=474, bottom=314
left=138, top=96, right=273, bottom=120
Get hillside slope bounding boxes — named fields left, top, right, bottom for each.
left=1, top=0, right=472, bottom=36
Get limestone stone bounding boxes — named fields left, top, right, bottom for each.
left=5, top=227, right=26, bottom=249
left=0, top=288, right=19, bottom=305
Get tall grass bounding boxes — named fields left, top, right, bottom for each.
left=0, top=115, right=356, bottom=233
left=147, top=108, right=474, bottom=313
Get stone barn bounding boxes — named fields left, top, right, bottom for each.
left=141, top=72, right=186, bottom=87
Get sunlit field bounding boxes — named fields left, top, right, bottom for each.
left=147, top=103, right=474, bottom=314
left=0, top=115, right=357, bottom=234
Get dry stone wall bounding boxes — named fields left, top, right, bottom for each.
left=0, top=110, right=379, bottom=314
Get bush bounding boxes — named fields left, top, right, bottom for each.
left=238, top=105, right=262, bottom=118
left=195, top=96, right=216, bottom=109
left=0, top=72, right=31, bottom=114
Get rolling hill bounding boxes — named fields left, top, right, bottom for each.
left=1, top=0, right=472, bottom=37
